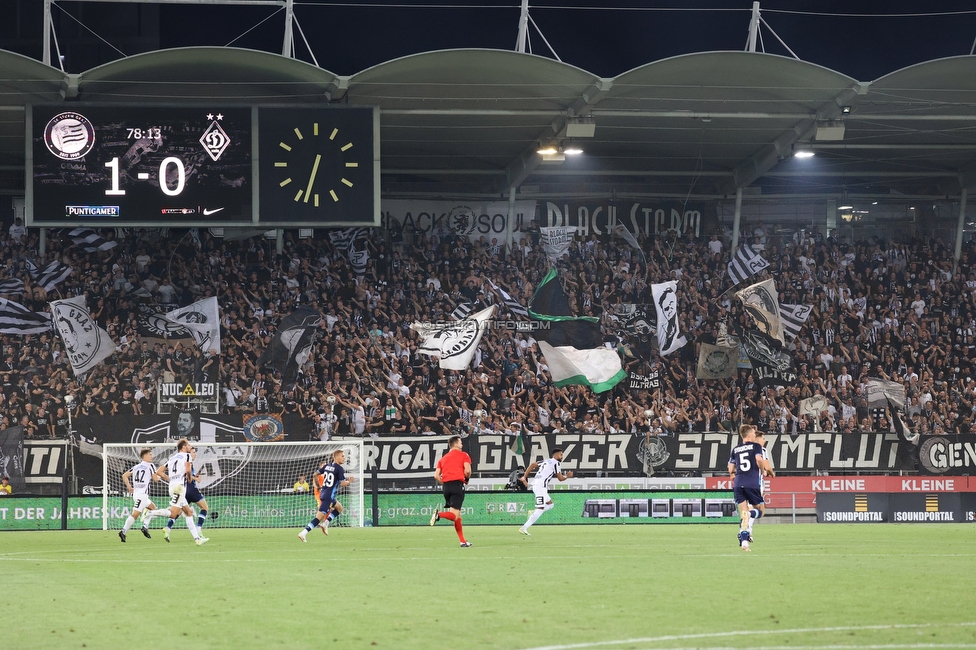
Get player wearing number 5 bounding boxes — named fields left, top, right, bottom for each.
left=518, top=448, right=573, bottom=536
left=118, top=448, right=159, bottom=542
left=727, top=424, right=770, bottom=552
left=299, top=449, right=353, bottom=542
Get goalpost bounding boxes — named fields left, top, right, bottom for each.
left=102, top=441, right=365, bottom=531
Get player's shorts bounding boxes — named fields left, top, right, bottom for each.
left=442, top=480, right=466, bottom=510
left=185, top=483, right=204, bottom=504
left=168, top=484, right=188, bottom=509
left=733, top=486, right=764, bottom=507
left=132, top=493, right=153, bottom=512
left=318, top=497, right=338, bottom=514
left=532, top=484, right=551, bottom=508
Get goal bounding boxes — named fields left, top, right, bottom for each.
left=102, top=441, right=364, bottom=531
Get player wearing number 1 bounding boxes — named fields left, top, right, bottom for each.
left=118, top=448, right=159, bottom=542
left=298, top=449, right=353, bottom=542
left=728, top=425, right=770, bottom=552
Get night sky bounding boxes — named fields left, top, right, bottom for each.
left=8, top=1, right=976, bottom=80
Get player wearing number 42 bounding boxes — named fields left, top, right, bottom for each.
left=299, top=450, right=354, bottom=542
left=118, top=448, right=160, bottom=543
left=728, top=425, right=772, bottom=552
left=518, top=448, right=573, bottom=535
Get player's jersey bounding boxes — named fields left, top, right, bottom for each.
left=129, top=460, right=156, bottom=495
left=534, top=458, right=561, bottom=489
left=318, top=462, right=346, bottom=504
left=167, top=452, right=192, bottom=487
left=729, top=441, right=763, bottom=490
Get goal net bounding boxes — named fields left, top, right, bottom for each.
left=102, top=441, right=364, bottom=531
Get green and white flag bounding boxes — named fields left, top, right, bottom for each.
left=538, top=341, right=625, bottom=394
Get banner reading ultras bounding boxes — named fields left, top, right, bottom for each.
left=29, top=104, right=253, bottom=226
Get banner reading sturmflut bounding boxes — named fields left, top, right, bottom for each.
left=50, top=295, right=117, bottom=376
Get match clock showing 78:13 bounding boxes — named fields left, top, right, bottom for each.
left=257, top=106, right=379, bottom=226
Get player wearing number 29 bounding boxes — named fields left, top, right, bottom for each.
left=298, top=449, right=353, bottom=542
left=518, top=448, right=573, bottom=535
left=727, top=425, right=770, bottom=552
left=118, top=448, right=159, bottom=542
left=430, top=436, right=472, bottom=547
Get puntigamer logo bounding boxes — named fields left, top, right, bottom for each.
left=44, top=112, right=95, bottom=160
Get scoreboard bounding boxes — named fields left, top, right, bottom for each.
left=26, top=104, right=379, bottom=228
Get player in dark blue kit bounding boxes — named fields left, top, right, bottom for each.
left=727, top=424, right=770, bottom=552
left=298, top=449, right=354, bottom=543
left=185, top=446, right=213, bottom=535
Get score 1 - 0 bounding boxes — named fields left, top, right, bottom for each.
left=103, top=156, right=186, bottom=197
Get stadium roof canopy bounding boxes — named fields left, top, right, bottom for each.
left=2, top=46, right=976, bottom=202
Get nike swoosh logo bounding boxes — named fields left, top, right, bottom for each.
left=202, top=207, right=225, bottom=216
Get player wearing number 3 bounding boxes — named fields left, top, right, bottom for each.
left=518, top=448, right=573, bottom=535
left=299, top=449, right=353, bottom=542
left=118, top=448, right=159, bottom=542
left=727, top=424, right=771, bottom=552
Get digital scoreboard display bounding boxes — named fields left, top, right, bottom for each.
left=27, top=104, right=379, bottom=228
left=28, top=105, right=254, bottom=226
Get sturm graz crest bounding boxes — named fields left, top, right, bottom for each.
left=448, top=205, right=478, bottom=236
left=52, top=301, right=101, bottom=367
left=138, top=304, right=191, bottom=338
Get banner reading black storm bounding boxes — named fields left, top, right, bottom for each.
left=544, top=200, right=711, bottom=238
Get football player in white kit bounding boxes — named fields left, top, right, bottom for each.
left=145, top=439, right=209, bottom=545
left=118, top=448, right=160, bottom=542
left=518, top=448, right=573, bottom=535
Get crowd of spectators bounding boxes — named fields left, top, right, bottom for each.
left=1, top=217, right=975, bottom=440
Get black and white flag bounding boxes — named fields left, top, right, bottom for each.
left=329, top=228, right=367, bottom=252
left=165, top=297, right=221, bottom=354
left=651, top=281, right=686, bottom=356
left=727, top=245, right=769, bottom=287
left=539, top=226, right=577, bottom=262
left=888, top=396, right=918, bottom=445
left=68, top=228, right=117, bottom=252
left=50, top=295, right=117, bottom=376
left=413, top=305, right=495, bottom=371
left=0, top=426, right=26, bottom=492
left=736, top=278, right=784, bottom=344
left=696, top=342, right=737, bottom=380
left=258, top=307, right=322, bottom=392
left=349, top=244, right=369, bottom=276
left=487, top=280, right=529, bottom=318
left=451, top=302, right=476, bottom=321
left=780, top=303, right=813, bottom=340
left=866, top=377, right=906, bottom=410
left=0, top=278, right=24, bottom=295
left=739, top=329, right=798, bottom=388
left=27, top=259, right=73, bottom=292
left=0, top=299, right=52, bottom=335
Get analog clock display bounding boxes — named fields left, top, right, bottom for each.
left=258, top=106, right=377, bottom=226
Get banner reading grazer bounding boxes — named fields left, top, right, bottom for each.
left=363, top=434, right=644, bottom=479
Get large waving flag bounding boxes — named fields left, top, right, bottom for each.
left=165, top=297, right=221, bottom=354
left=0, top=299, right=52, bottom=335
left=738, top=329, right=798, bottom=388
left=529, top=268, right=624, bottom=393
left=413, top=305, right=495, bottom=370
left=258, top=307, right=322, bottom=392
left=487, top=279, right=529, bottom=318
left=27, top=259, right=72, bottom=292
left=50, top=295, right=116, bottom=376
left=780, top=303, right=813, bottom=339
left=0, top=278, right=24, bottom=295
left=651, top=281, right=687, bottom=356
left=539, top=226, right=577, bottom=263
left=727, top=244, right=768, bottom=287
left=736, top=278, right=784, bottom=344
left=68, top=228, right=118, bottom=252
left=696, top=342, right=736, bottom=379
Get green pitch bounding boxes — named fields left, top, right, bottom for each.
left=4, top=524, right=975, bottom=649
